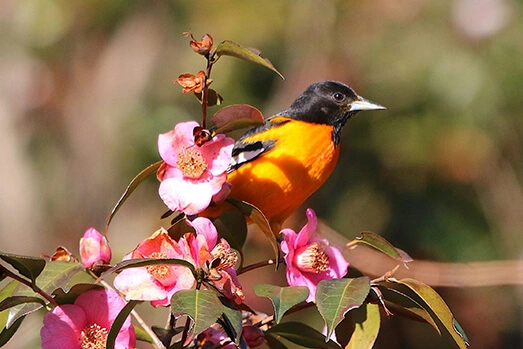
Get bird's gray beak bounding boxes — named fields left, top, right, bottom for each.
left=349, top=97, right=386, bottom=112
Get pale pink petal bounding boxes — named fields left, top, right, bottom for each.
left=295, top=208, right=317, bottom=248
left=114, top=268, right=168, bottom=301
left=187, top=217, right=218, bottom=248
left=158, top=121, right=199, bottom=166
left=41, top=304, right=86, bottom=349
left=159, top=177, right=214, bottom=215
left=200, top=134, right=235, bottom=175
left=324, top=246, right=349, bottom=278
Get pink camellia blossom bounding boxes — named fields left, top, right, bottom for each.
left=40, top=288, right=135, bottom=349
left=114, top=219, right=244, bottom=307
left=79, top=227, right=112, bottom=268
left=184, top=218, right=244, bottom=304
left=280, top=208, right=349, bottom=303
left=157, top=121, right=234, bottom=215
left=113, top=228, right=195, bottom=307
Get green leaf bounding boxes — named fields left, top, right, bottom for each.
left=215, top=40, right=284, bottom=79
left=133, top=325, right=154, bottom=344
left=103, top=258, right=195, bottom=278
left=0, top=252, right=46, bottom=288
left=265, top=322, right=341, bottom=349
left=0, top=281, right=18, bottom=330
left=212, top=210, right=248, bottom=254
left=171, top=290, right=224, bottom=335
left=0, top=315, right=24, bottom=347
left=52, top=283, right=104, bottom=305
left=211, top=104, right=265, bottom=135
left=316, top=277, right=371, bottom=339
left=346, top=232, right=413, bottom=268
left=387, top=278, right=469, bottom=348
left=106, top=300, right=140, bottom=349
left=194, top=88, right=224, bottom=107
left=0, top=296, right=46, bottom=312
left=7, top=261, right=83, bottom=327
left=254, top=284, right=309, bottom=323
left=105, top=160, right=163, bottom=235
left=226, top=198, right=280, bottom=264
left=219, top=297, right=243, bottom=345
left=377, top=285, right=439, bottom=333
left=345, top=303, right=381, bottom=349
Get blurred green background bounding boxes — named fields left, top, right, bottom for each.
left=1, top=0, right=522, bottom=348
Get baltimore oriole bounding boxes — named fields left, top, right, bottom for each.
left=203, top=80, right=385, bottom=232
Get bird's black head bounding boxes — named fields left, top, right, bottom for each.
left=283, top=80, right=385, bottom=145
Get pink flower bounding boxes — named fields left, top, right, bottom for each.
left=113, top=228, right=195, bottom=307
left=157, top=121, right=234, bottom=215
left=79, top=227, right=112, bottom=268
left=114, top=219, right=243, bottom=307
left=183, top=218, right=244, bottom=304
left=280, top=208, right=349, bottom=303
left=40, top=288, right=135, bottom=349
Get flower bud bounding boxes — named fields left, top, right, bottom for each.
left=242, top=325, right=265, bottom=348
left=79, top=228, right=112, bottom=268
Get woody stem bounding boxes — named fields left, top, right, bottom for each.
left=201, top=55, right=214, bottom=129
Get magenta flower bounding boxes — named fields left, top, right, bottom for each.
left=157, top=121, right=234, bottom=215
left=79, top=227, right=112, bottom=268
left=40, top=288, right=135, bottom=349
left=113, top=228, right=195, bottom=307
left=280, top=208, right=349, bottom=303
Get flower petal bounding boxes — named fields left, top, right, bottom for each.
left=159, top=177, right=214, bottom=215
left=41, top=304, right=86, bottom=349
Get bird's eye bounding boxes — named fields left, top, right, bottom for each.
left=333, top=92, right=345, bottom=102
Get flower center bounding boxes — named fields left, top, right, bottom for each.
left=176, top=147, right=208, bottom=178
left=146, top=252, right=170, bottom=280
left=211, top=242, right=238, bottom=270
left=79, top=323, right=108, bottom=349
left=295, top=242, right=330, bottom=273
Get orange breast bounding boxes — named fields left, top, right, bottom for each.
left=225, top=118, right=340, bottom=225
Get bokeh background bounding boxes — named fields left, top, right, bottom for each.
left=1, top=0, right=522, bottom=348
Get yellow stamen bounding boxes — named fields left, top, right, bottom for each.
left=79, top=323, right=108, bottom=349
left=176, top=147, right=208, bottom=178
left=295, top=242, right=329, bottom=273
left=146, top=252, right=170, bottom=279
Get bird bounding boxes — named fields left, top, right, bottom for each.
left=202, top=80, right=385, bottom=234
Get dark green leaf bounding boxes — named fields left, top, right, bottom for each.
left=0, top=296, right=46, bottom=312
left=0, top=315, right=24, bottom=347
left=134, top=325, right=155, bottom=343
left=220, top=298, right=243, bottom=345
left=211, top=104, right=265, bottom=135
left=52, top=283, right=104, bottom=305
left=0, top=281, right=18, bottom=330
left=378, top=285, right=439, bottom=332
left=316, top=277, right=371, bottom=339
left=226, top=198, right=280, bottom=264
left=254, top=284, right=308, bottom=323
left=194, top=89, right=223, bottom=107
left=8, top=261, right=83, bottom=327
left=103, top=258, right=195, bottom=278
left=215, top=40, right=284, bottom=79
left=345, top=303, right=381, bottom=349
left=105, top=160, right=163, bottom=235
left=171, top=290, right=224, bottom=335
left=0, top=252, right=46, bottom=288
left=107, top=300, right=140, bottom=349
left=387, top=278, right=469, bottom=348
left=266, top=322, right=341, bottom=349
left=212, top=210, right=248, bottom=253
left=346, top=232, right=413, bottom=268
